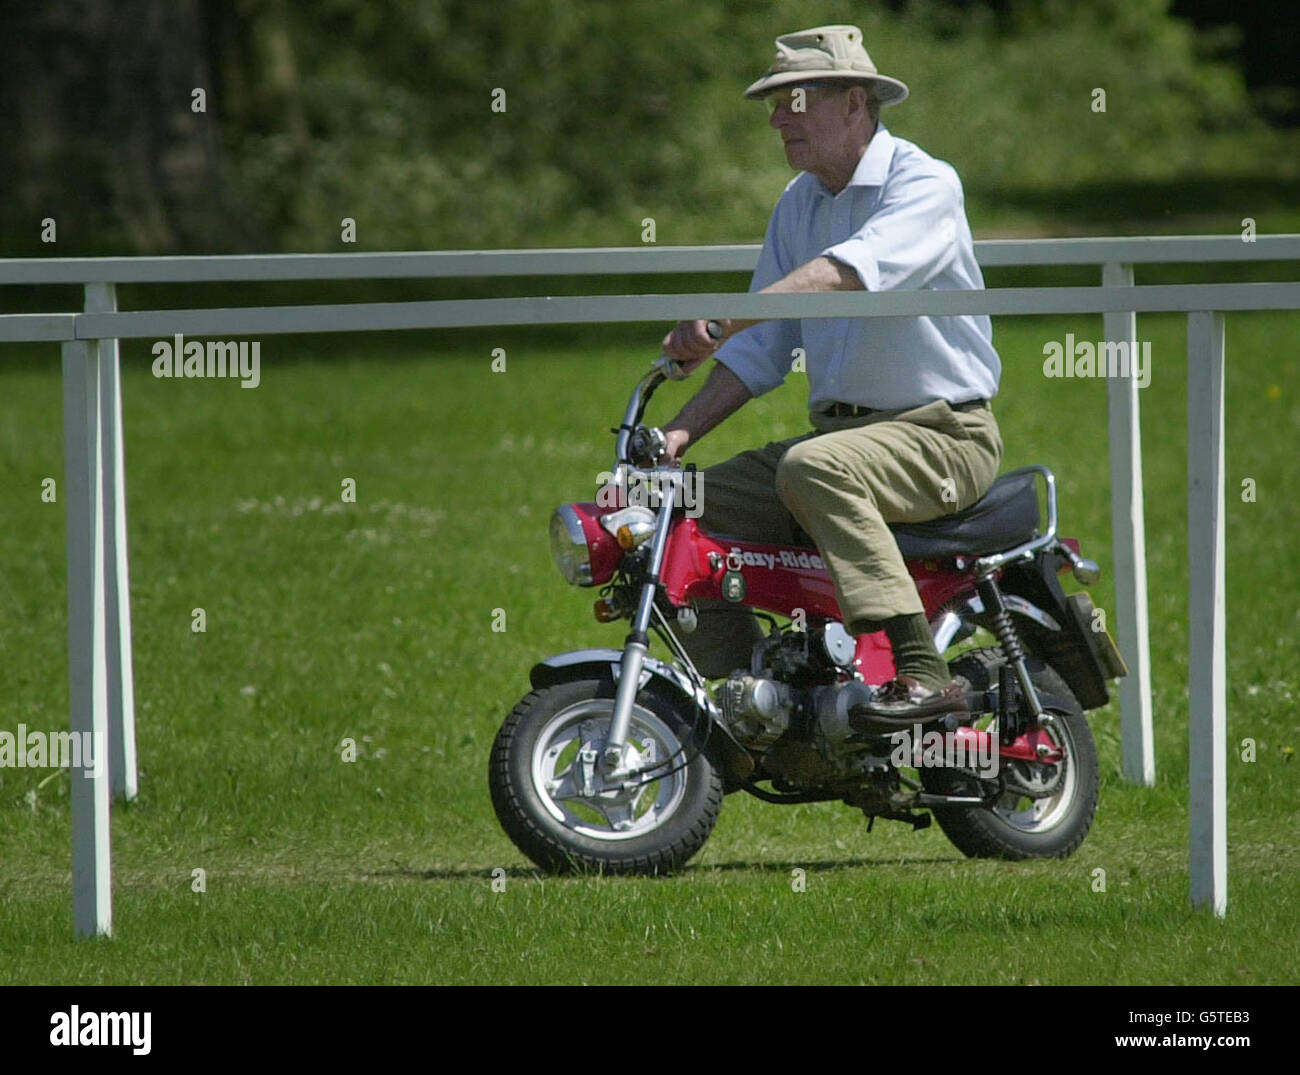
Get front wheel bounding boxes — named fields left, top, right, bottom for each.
left=921, top=648, right=1099, bottom=859
left=489, top=676, right=723, bottom=875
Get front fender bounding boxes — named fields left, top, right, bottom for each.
left=531, top=647, right=659, bottom=691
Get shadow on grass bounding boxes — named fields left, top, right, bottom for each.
left=687, top=856, right=961, bottom=873
left=366, top=854, right=962, bottom=883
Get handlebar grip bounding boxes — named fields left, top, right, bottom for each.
left=655, top=320, right=723, bottom=381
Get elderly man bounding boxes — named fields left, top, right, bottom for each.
left=660, top=25, right=1002, bottom=722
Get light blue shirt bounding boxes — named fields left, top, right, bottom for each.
left=715, top=126, right=1001, bottom=412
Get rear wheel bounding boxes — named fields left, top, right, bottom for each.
left=922, top=647, right=1099, bottom=859
left=489, top=676, right=723, bottom=875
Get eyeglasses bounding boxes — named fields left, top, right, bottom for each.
left=764, top=81, right=849, bottom=115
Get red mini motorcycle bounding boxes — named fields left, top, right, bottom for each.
left=490, top=348, right=1127, bottom=875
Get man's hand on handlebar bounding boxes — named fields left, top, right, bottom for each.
left=657, top=320, right=732, bottom=465
left=661, top=319, right=725, bottom=375
left=661, top=427, right=691, bottom=466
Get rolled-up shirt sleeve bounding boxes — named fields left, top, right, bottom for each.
left=821, top=168, right=963, bottom=292
left=714, top=320, right=799, bottom=399
left=713, top=191, right=801, bottom=398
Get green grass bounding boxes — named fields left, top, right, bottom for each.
left=1, top=310, right=1297, bottom=984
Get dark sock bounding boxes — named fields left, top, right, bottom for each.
left=850, top=613, right=949, bottom=691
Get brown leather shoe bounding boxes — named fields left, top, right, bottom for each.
left=848, top=676, right=970, bottom=731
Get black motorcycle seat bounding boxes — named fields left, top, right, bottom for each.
left=706, top=470, right=1042, bottom=562
left=888, top=470, right=1041, bottom=561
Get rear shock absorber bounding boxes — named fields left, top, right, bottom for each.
left=974, top=576, right=1044, bottom=737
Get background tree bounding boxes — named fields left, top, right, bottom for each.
left=0, top=0, right=1293, bottom=255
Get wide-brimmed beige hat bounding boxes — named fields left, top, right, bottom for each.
left=744, top=24, right=908, bottom=106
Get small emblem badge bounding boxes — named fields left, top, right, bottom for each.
left=722, top=551, right=746, bottom=602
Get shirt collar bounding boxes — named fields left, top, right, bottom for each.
left=814, top=125, right=895, bottom=196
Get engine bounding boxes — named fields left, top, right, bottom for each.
left=717, top=673, right=793, bottom=751
left=715, top=623, right=889, bottom=788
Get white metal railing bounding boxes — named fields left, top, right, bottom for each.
left=2, top=234, right=1298, bottom=281
left=4, top=234, right=1297, bottom=937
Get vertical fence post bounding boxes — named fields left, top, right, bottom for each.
left=85, top=283, right=138, bottom=802
left=63, top=337, right=113, bottom=938
left=1103, top=262, right=1155, bottom=785
left=1186, top=310, right=1227, bottom=917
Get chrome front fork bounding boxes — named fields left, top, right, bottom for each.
left=602, top=470, right=683, bottom=774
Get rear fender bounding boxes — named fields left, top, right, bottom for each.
left=997, top=552, right=1126, bottom=710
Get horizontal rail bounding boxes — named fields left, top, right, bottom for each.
left=972, top=234, right=1300, bottom=267
left=1, top=234, right=1297, bottom=285
left=70, top=282, right=1300, bottom=341
left=0, top=313, right=77, bottom=342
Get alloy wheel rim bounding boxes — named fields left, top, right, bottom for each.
left=530, top=699, right=688, bottom=842
left=989, top=712, right=1078, bottom=833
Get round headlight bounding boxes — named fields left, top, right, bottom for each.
left=550, top=506, right=593, bottom=586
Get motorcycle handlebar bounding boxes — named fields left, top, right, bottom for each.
left=625, top=320, right=726, bottom=462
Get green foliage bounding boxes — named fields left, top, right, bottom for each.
left=225, top=0, right=1284, bottom=251
left=4, top=0, right=1289, bottom=254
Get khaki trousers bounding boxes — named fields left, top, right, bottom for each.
left=677, top=398, right=1003, bottom=678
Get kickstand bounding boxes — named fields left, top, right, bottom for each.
left=863, top=810, right=931, bottom=832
